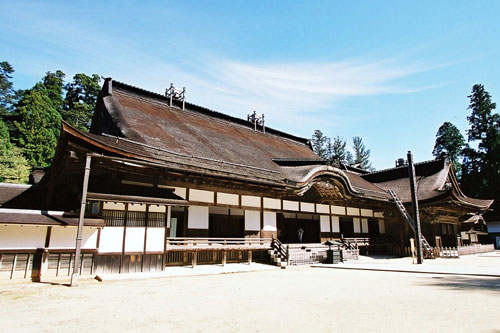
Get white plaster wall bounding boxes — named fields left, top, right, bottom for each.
left=189, top=189, right=214, bottom=203
left=149, top=205, right=166, bottom=213
left=263, top=211, right=277, bottom=231
left=98, top=227, right=124, bottom=253
left=320, top=215, right=330, bottom=232
left=360, top=209, right=373, bottom=217
left=300, top=202, right=315, bottom=213
left=188, top=206, right=209, bottom=229
left=316, top=204, right=329, bottom=214
left=217, top=192, right=239, bottom=206
left=128, top=203, right=146, bottom=212
left=0, top=225, right=47, bottom=249
left=146, top=228, right=165, bottom=252
left=263, top=198, right=281, bottom=210
left=125, top=227, right=146, bottom=252
left=332, top=216, right=340, bottom=232
left=245, top=210, right=260, bottom=231
left=282, top=200, right=299, bottom=211
left=241, top=195, right=261, bottom=207
left=331, top=205, right=346, bottom=215
left=361, top=218, right=369, bottom=233
left=103, top=202, right=126, bottom=210
left=379, top=219, right=385, bottom=234
left=49, top=226, right=98, bottom=249
left=347, top=207, right=360, bottom=216
left=353, top=218, right=361, bottom=233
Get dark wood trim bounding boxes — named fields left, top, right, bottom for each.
left=120, top=203, right=128, bottom=273
left=44, top=226, right=52, bottom=248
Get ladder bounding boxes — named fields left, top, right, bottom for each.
left=387, top=189, right=433, bottom=255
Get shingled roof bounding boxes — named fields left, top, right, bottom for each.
left=362, top=159, right=493, bottom=209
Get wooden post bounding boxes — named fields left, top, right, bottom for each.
left=10, top=254, right=17, bottom=279
left=71, top=154, right=92, bottom=286
left=192, top=252, right=197, bottom=268
left=407, top=151, right=423, bottom=264
left=222, top=251, right=227, bottom=266
left=248, top=251, right=252, bottom=265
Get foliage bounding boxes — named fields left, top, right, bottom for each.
left=63, top=73, right=101, bottom=131
left=460, top=84, right=500, bottom=218
left=0, top=61, right=16, bottom=116
left=12, top=83, right=61, bottom=168
left=0, top=119, right=29, bottom=183
left=42, top=70, right=65, bottom=113
left=311, top=131, right=372, bottom=170
left=352, top=136, right=373, bottom=171
left=432, top=121, right=465, bottom=172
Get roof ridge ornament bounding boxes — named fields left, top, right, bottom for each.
left=247, top=110, right=265, bottom=133
left=165, top=83, right=186, bottom=110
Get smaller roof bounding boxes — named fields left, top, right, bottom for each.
left=0, top=208, right=104, bottom=227
left=0, top=183, right=31, bottom=206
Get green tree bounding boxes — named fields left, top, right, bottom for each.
left=63, top=73, right=101, bottom=131
left=42, top=70, right=65, bottom=113
left=0, top=119, right=29, bottom=183
left=311, top=129, right=328, bottom=159
left=432, top=121, right=465, bottom=172
left=0, top=61, right=16, bottom=116
left=461, top=84, right=500, bottom=218
left=327, top=136, right=352, bottom=165
left=12, top=83, right=61, bottom=168
left=352, top=136, right=373, bottom=171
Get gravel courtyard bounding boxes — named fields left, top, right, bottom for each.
left=1, top=264, right=499, bottom=332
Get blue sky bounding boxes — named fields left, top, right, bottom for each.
left=2, top=1, right=499, bottom=169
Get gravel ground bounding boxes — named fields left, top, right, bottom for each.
left=1, top=258, right=500, bottom=333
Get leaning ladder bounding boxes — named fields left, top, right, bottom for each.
left=387, top=189, right=433, bottom=255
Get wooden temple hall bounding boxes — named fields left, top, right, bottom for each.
left=0, top=79, right=493, bottom=281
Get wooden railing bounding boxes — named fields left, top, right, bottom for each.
left=165, top=237, right=272, bottom=251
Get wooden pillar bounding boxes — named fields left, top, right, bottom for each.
left=248, top=250, right=252, bottom=265
left=192, top=251, right=197, bottom=268
left=222, top=251, right=227, bottom=266
left=71, top=154, right=92, bottom=286
left=31, top=248, right=48, bottom=282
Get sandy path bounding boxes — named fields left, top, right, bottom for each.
left=1, top=266, right=499, bottom=332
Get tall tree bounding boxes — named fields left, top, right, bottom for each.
left=461, top=84, right=500, bottom=218
left=0, top=61, right=16, bottom=116
left=352, top=136, right=373, bottom=171
left=0, top=119, right=29, bottom=183
left=311, top=129, right=328, bottom=159
left=63, top=73, right=101, bottom=131
left=12, top=83, right=61, bottom=168
left=328, top=136, right=352, bottom=165
left=42, top=70, right=65, bottom=113
left=432, top=121, right=465, bottom=172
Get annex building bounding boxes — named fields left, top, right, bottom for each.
left=0, top=79, right=493, bottom=281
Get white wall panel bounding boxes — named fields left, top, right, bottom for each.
left=263, top=198, right=281, bottom=210
left=374, top=212, right=384, bottom=218
left=217, top=192, right=239, bottom=206
left=189, top=189, right=214, bottom=203
left=360, top=209, right=373, bottom=217
left=282, top=200, right=299, bottom=211
left=125, top=227, right=145, bottom=252
left=347, top=207, right=360, bottom=216
left=245, top=210, right=260, bottom=231
left=99, top=227, right=124, bottom=253
left=353, top=218, right=361, bottom=233
left=0, top=225, right=47, bottom=249
left=146, top=228, right=165, bottom=252
left=128, top=203, right=146, bottom=212
left=263, top=211, right=277, bottom=231
left=331, top=205, right=346, bottom=215
left=300, top=202, right=315, bottom=212
left=149, top=205, right=166, bottom=213
left=188, top=206, right=209, bottom=229
left=320, top=215, right=331, bottom=232
left=316, top=204, right=330, bottom=214
left=331, top=216, right=340, bottom=232
left=103, top=202, right=126, bottom=210
left=241, top=195, right=261, bottom=208
left=361, top=218, right=369, bottom=233
left=49, top=227, right=98, bottom=249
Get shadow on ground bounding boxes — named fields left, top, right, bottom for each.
left=419, top=276, right=500, bottom=292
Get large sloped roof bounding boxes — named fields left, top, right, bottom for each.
left=362, top=159, right=493, bottom=209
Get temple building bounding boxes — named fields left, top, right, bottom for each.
left=0, top=79, right=493, bottom=280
